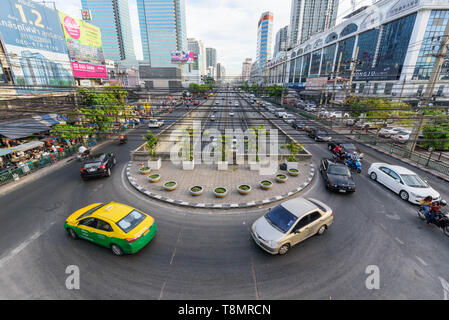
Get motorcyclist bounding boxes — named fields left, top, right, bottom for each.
left=419, top=196, right=433, bottom=218
left=78, top=145, right=90, bottom=159
left=427, top=199, right=447, bottom=224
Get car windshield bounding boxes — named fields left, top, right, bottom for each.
left=328, top=165, right=350, bottom=176
left=401, top=174, right=428, bottom=188
left=84, top=162, right=102, bottom=169
left=265, top=205, right=298, bottom=233
left=116, top=210, right=147, bottom=233
left=343, top=144, right=356, bottom=152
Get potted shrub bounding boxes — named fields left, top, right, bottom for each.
left=144, top=130, right=161, bottom=170
left=238, top=184, right=252, bottom=195
left=190, top=185, right=204, bottom=196
left=288, top=168, right=299, bottom=176
left=139, top=166, right=151, bottom=175
left=148, top=173, right=161, bottom=183
left=260, top=180, right=273, bottom=190
left=275, top=174, right=288, bottom=183
left=214, top=187, right=228, bottom=198
left=163, top=181, right=177, bottom=191
left=281, top=141, right=303, bottom=170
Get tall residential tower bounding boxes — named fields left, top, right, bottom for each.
left=256, top=12, right=274, bottom=70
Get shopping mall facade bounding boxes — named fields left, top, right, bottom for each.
left=263, top=0, right=449, bottom=105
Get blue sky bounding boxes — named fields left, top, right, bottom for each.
left=50, top=0, right=353, bottom=76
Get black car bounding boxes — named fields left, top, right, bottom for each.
left=327, top=141, right=363, bottom=157
left=308, top=128, right=332, bottom=142
left=80, top=153, right=116, bottom=180
left=292, top=120, right=307, bottom=130
left=320, top=159, right=356, bottom=193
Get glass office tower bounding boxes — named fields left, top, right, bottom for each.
left=137, top=0, right=188, bottom=68
left=81, top=0, right=136, bottom=63
left=257, top=12, right=274, bottom=70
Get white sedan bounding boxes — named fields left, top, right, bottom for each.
left=391, top=130, right=411, bottom=143
left=378, top=127, right=405, bottom=138
left=283, top=114, right=296, bottom=124
left=367, top=163, right=440, bottom=204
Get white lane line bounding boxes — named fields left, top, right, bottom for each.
left=415, top=256, right=428, bottom=267
left=158, top=281, right=166, bottom=300
left=394, top=237, right=405, bottom=245
left=440, top=277, right=449, bottom=300
left=0, top=222, right=55, bottom=269
left=379, top=223, right=387, bottom=230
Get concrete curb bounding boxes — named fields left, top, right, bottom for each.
left=126, top=162, right=316, bottom=209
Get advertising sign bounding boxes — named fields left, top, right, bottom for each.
left=58, top=12, right=107, bottom=79
left=170, top=50, right=195, bottom=64
left=0, top=0, right=75, bottom=93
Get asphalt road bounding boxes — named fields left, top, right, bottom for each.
left=0, top=89, right=448, bottom=299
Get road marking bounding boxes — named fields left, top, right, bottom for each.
left=250, top=256, right=260, bottom=300
left=440, top=277, right=449, bottom=300
left=379, top=223, right=387, bottom=230
left=385, top=213, right=401, bottom=220
left=158, top=281, right=166, bottom=300
left=394, top=237, right=405, bottom=245
left=0, top=222, right=55, bottom=269
left=415, top=256, right=428, bottom=267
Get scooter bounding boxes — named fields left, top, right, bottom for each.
left=119, top=135, right=127, bottom=144
left=418, top=204, right=449, bottom=237
left=345, top=156, right=362, bottom=173
left=332, top=152, right=346, bottom=163
left=77, top=149, right=90, bottom=162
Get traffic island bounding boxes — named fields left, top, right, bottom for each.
left=126, top=160, right=315, bottom=209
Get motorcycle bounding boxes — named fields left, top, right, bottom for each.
left=332, top=152, right=347, bottom=163
left=119, top=135, right=127, bottom=144
left=345, top=155, right=362, bottom=173
left=418, top=204, right=449, bottom=237
left=77, top=149, right=90, bottom=162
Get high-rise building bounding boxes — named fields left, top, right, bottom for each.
left=137, top=0, right=188, bottom=68
left=216, top=63, right=225, bottom=81
left=274, top=26, right=289, bottom=57
left=206, top=48, right=217, bottom=68
left=256, top=12, right=274, bottom=69
left=81, top=0, right=136, bottom=64
left=288, top=0, right=339, bottom=47
left=187, top=38, right=204, bottom=84
left=241, top=58, right=252, bottom=82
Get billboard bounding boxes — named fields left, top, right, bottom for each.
left=0, top=0, right=75, bottom=93
left=170, top=51, right=195, bottom=64
left=58, top=12, right=107, bottom=79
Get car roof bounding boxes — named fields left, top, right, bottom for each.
left=91, top=201, right=136, bottom=222
left=85, top=153, right=106, bottom=162
left=280, top=198, right=322, bottom=218
left=375, top=163, right=415, bottom=175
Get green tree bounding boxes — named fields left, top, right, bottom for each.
left=143, top=130, right=158, bottom=159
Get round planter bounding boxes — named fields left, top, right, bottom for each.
left=260, top=180, right=273, bottom=190
left=288, top=168, right=299, bottom=176
left=190, top=186, right=204, bottom=196
left=163, top=181, right=177, bottom=191
left=139, top=167, right=151, bottom=175
left=238, top=184, right=252, bottom=195
left=214, top=187, right=228, bottom=198
left=148, top=174, right=161, bottom=183
left=275, top=174, right=288, bottom=183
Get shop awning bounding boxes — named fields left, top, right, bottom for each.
left=0, top=148, right=13, bottom=157
left=10, top=141, right=44, bottom=152
left=32, top=113, right=67, bottom=126
left=0, top=118, right=51, bottom=139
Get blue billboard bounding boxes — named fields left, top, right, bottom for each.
left=0, top=0, right=74, bottom=93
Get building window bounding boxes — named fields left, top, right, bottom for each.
left=310, top=49, right=322, bottom=75
left=301, top=54, right=311, bottom=81
left=321, top=44, right=336, bottom=76
left=337, top=36, right=356, bottom=76
left=384, top=83, right=394, bottom=95
left=376, top=13, right=417, bottom=80
left=340, top=23, right=358, bottom=37
left=325, top=33, right=338, bottom=43
left=351, top=83, right=357, bottom=93
left=358, top=83, right=365, bottom=94
left=357, top=29, right=380, bottom=72
left=373, top=83, right=378, bottom=94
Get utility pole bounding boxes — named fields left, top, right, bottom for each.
left=331, top=52, right=343, bottom=110
left=348, top=46, right=360, bottom=95
left=408, top=24, right=449, bottom=155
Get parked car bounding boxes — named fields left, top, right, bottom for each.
left=292, top=120, right=307, bottom=130
left=343, top=118, right=355, bottom=126
left=320, top=158, right=356, bottom=193
left=210, top=114, right=215, bottom=121
left=148, top=119, right=164, bottom=128
left=329, top=111, right=350, bottom=118
left=251, top=197, right=333, bottom=255
left=305, top=105, right=317, bottom=112
left=391, top=130, right=412, bottom=143
left=308, top=128, right=332, bottom=142
left=229, top=112, right=235, bottom=117
left=80, top=153, right=116, bottom=180
left=368, top=163, right=441, bottom=204
left=378, top=127, right=405, bottom=138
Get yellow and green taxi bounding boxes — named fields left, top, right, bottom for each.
left=64, top=202, right=157, bottom=256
